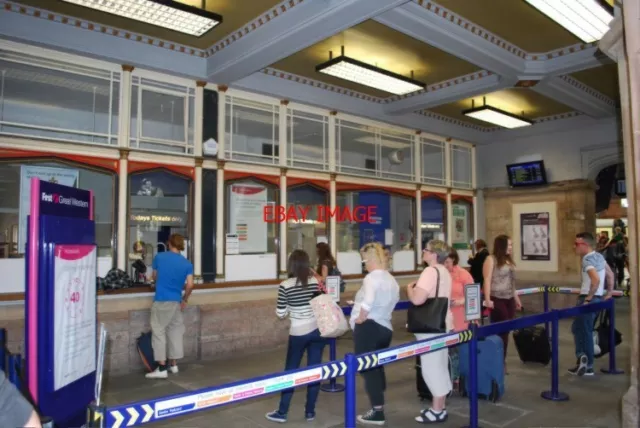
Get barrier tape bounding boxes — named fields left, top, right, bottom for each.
left=105, top=361, right=345, bottom=428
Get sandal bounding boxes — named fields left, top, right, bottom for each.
left=415, top=408, right=448, bottom=424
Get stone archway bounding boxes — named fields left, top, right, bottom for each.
left=581, top=142, right=624, bottom=182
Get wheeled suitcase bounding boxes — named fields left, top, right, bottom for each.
left=137, top=331, right=155, bottom=372
left=513, top=326, right=551, bottom=365
left=458, top=335, right=504, bottom=402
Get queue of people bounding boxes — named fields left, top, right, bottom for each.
left=135, top=230, right=612, bottom=426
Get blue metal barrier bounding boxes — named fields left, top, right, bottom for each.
left=0, top=327, right=5, bottom=372
left=91, top=285, right=625, bottom=428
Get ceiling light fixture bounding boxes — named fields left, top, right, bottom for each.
left=59, top=0, right=223, bottom=37
left=315, top=47, right=426, bottom=96
left=524, top=0, right=614, bottom=43
left=462, top=97, right=533, bottom=129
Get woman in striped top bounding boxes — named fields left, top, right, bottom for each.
left=265, top=250, right=327, bottom=424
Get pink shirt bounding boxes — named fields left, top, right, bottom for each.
left=415, top=265, right=453, bottom=332
left=449, top=265, right=475, bottom=331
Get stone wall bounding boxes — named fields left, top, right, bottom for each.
left=483, top=179, right=596, bottom=285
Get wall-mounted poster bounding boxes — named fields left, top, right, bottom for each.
left=229, top=184, right=268, bottom=253
left=19, top=166, right=79, bottom=253
left=452, top=204, right=469, bottom=247
left=520, top=212, right=550, bottom=261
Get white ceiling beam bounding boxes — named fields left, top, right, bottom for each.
left=374, top=3, right=526, bottom=77
left=532, top=76, right=617, bottom=118
left=206, top=0, right=411, bottom=84
left=384, top=73, right=517, bottom=115
left=534, top=46, right=613, bottom=76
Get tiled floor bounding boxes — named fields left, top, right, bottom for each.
left=102, top=300, right=631, bottom=427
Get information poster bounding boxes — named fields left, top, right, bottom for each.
left=451, top=204, right=469, bottom=248
left=53, top=244, right=97, bottom=391
left=19, top=166, right=79, bottom=252
left=229, top=184, right=268, bottom=253
left=520, top=212, right=550, bottom=261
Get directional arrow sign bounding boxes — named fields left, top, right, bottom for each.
left=322, top=366, right=331, bottom=380
left=357, top=357, right=364, bottom=371
left=141, top=404, right=153, bottom=423
left=331, top=363, right=339, bottom=378
left=111, top=410, right=124, bottom=428
left=339, top=362, right=347, bottom=376
left=127, top=407, right=139, bottom=426
left=364, top=355, right=371, bottom=370
left=372, top=354, right=378, bottom=367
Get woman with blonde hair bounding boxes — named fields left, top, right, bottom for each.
left=407, top=239, right=453, bottom=423
left=351, top=242, right=399, bottom=425
left=146, top=234, right=194, bottom=379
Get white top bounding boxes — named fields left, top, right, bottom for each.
left=350, top=269, right=400, bottom=331
left=581, top=251, right=606, bottom=296
left=276, top=277, right=320, bottom=336
left=415, top=265, right=453, bottom=332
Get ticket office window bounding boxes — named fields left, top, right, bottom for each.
left=225, top=178, right=278, bottom=281
left=287, top=184, right=329, bottom=260
left=335, top=190, right=415, bottom=273
left=421, top=196, right=447, bottom=248
left=128, top=169, right=192, bottom=281
left=0, top=159, right=116, bottom=293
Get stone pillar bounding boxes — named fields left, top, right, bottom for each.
left=115, top=64, right=133, bottom=270
left=414, top=131, right=421, bottom=184
left=279, top=169, right=288, bottom=278
left=446, top=191, right=453, bottom=247
left=193, top=81, right=206, bottom=282
left=415, top=187, right=422, bottom=265
left=328, top=111, right=337, bottom=173
left=279, top=100, right=288, bottom=167
left=217, top=85, right=228, bottom=159
left=193, top=158, right=203, bottom=282
left=215, top=161, right=225, bottom=280
left=620, top=1, right=640, bottom=424
left=330, top=174, right=337, bottom=256
left=116, top=149, right=129, bottom=270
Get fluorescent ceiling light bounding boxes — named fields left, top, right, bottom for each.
left=524, top=0, right=614, bottom=43
left=463, top=105, right=533, bottom=129
left=60, top=0, right=223, bottom=37
left=316, top=55, right=425, bottom=96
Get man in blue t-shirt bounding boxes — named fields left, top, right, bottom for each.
left=146, top=234, right=194, bottom=379
left=569, top=232, right=605, bottom=377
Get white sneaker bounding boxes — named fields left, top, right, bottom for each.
left=145, top=368, right=168, bottom=379
left=169, top=365, right=179, bottom=374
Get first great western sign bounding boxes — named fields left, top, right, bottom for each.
left=39, top=180, right=91, bottom=219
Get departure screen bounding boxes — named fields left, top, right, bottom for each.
left=506, top=161, right=546, bottom=187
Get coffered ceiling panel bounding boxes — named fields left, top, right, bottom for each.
left=270, top=20, right=481, bottom=98
left=429, top=88, right=574, bottom=128
left=434, top=0, right=581, bottom=52
left=13, top=0, right=282, bottom=49
left=571, top=63, right=620, bottom=100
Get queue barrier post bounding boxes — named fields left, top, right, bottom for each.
left=541, top=310, right=569, bottom=401
left=0, top=328, right=6, bottom=372
left=543, top=285, right=550, bottom=340
left=344, top=353, right=357, bottom=428
left=463, top=322, right=480, bottom=428
left=602, top=299, right=624, bottom=375
left=86, top=401, right=106, bottom=428
left=321, top=338, right=345, bottom=393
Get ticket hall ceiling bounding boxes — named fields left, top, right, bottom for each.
left=2, top=0, right=621, bottom=139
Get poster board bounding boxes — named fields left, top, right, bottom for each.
left=325, top=276, right=341, bottom=302
left=511, top=202, right=558, bottom=272
left=53, top=245, right=97, bottom=391
left=228, top=184, right=268, bottom=253
left=520, top=212, right=550, bottom=261
left=464, top=283, right=481, bottom=322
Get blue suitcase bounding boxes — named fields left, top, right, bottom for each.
left=457, top=335, right=505, bottom=402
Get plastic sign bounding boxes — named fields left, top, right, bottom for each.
left=464, top=283, right=482, bottom=321
left=325, top=276, right=341, bottom=302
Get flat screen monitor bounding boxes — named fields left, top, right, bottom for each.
left=615, top=179, right=626, bottom=197
left=506, top=160, right=547, bottom=187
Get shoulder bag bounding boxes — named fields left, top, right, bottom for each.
left=407, top=267, right=449, bottom=334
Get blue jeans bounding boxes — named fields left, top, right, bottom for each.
left=571, top=295, right=601, bottom=367
left=278, top=329, right=327, bottom=415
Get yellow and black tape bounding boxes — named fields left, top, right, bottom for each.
left=458, top=330, right=473, bottom=343
left=547, top=286, right=560, bottom=293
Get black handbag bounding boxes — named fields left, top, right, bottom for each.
left=594, top=309, right=622, bottom=358
left=407, top=267, right=448, bottom=334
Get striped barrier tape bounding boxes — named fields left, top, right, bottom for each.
left=105, top=361, right=345, bottom=427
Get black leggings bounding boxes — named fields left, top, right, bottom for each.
left=353, top=320, right=392, bottom=407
